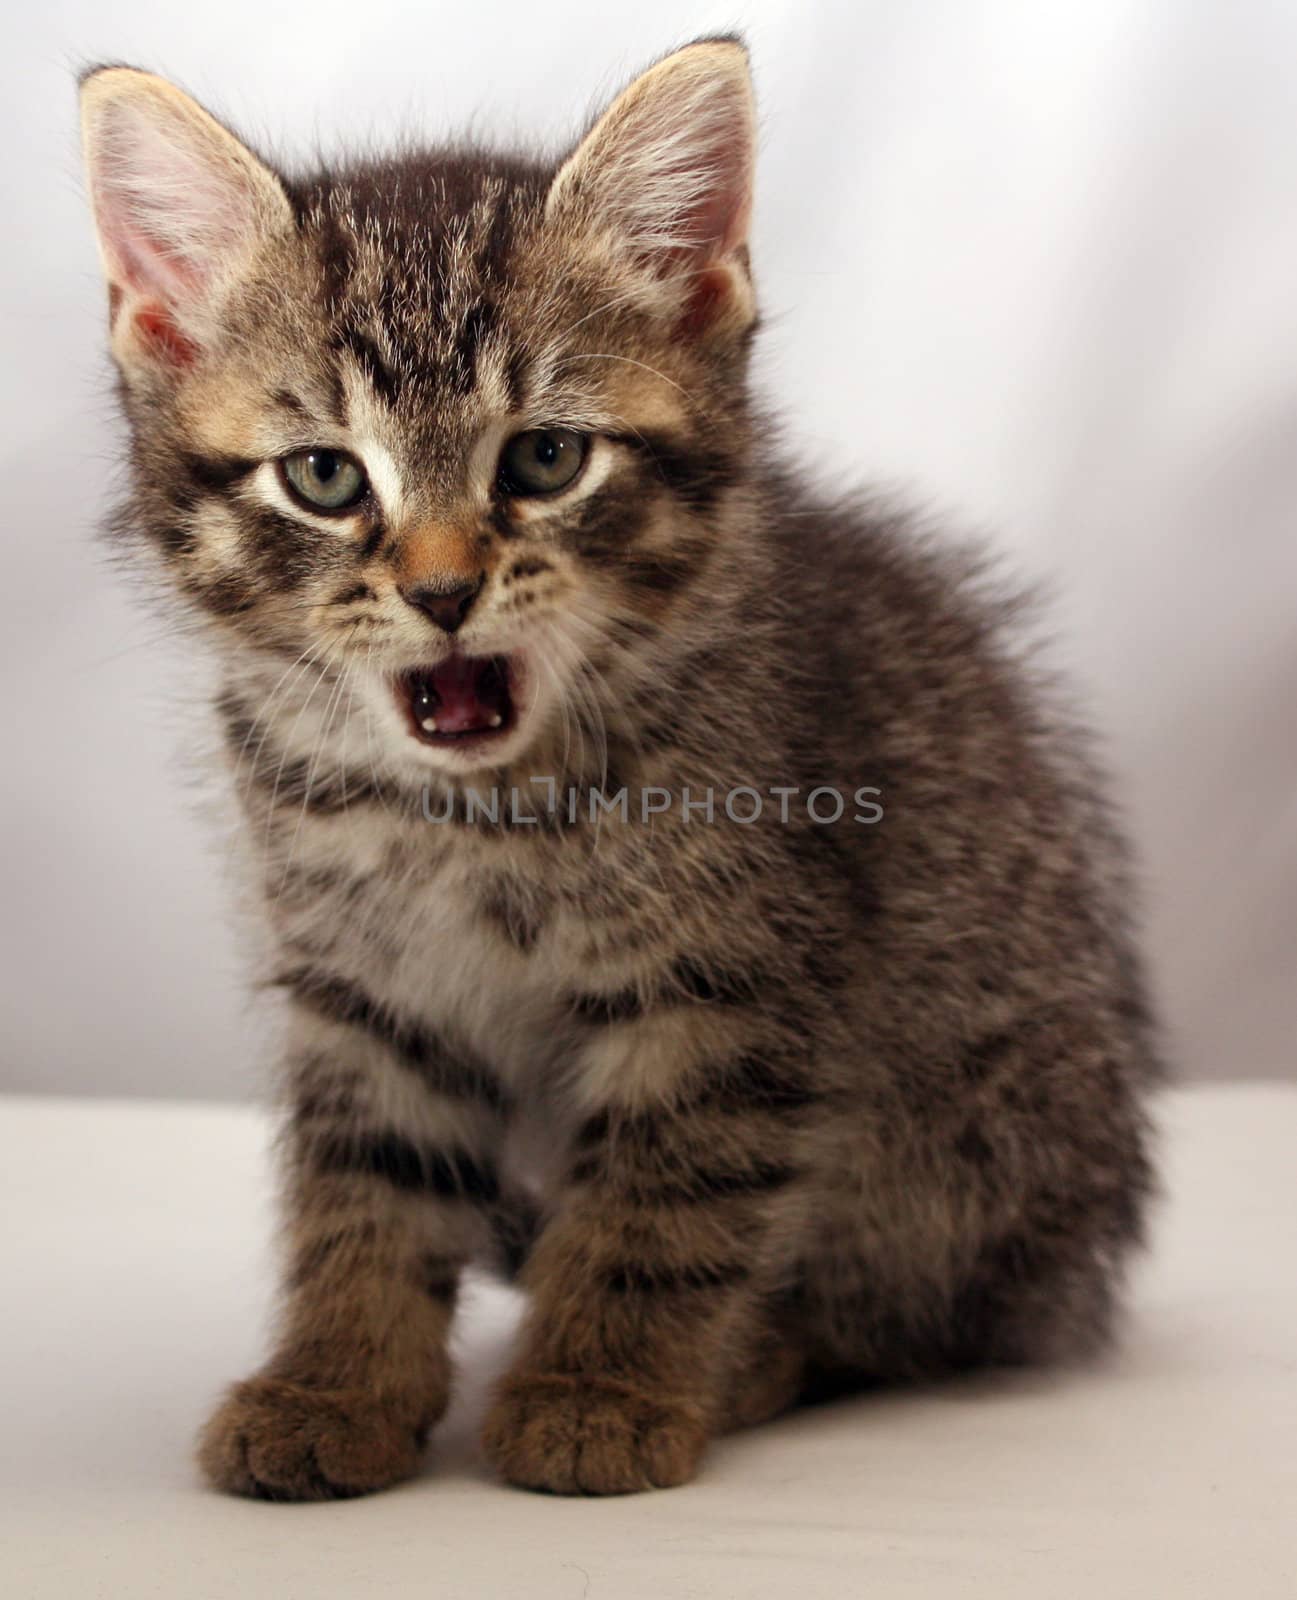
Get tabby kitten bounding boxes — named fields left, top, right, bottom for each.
left=79, top=38, right=1158, bottom=1499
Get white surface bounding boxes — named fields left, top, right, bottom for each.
left=2, top=2, right=1296, bottom=1098
left=1, top=1084, right=1294, bottom=1598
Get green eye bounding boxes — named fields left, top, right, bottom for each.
left=498, top=429, right=588, bottom=496
left=280, top=449, right=367, bottom=511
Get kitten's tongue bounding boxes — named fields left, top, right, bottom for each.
left=430, top=656, right=489, bottom=733
left=409, top=655, right=509, bottom=735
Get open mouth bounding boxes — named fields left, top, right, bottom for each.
left=395, top=653, right=517, bottom=749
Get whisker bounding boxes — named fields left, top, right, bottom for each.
left=363, top=642, right=397, bottom=821
left=337, top=660, right=361, bottom=825
left=229, top=644, right=318, bottom=795
left=261, top=651, right=335, bottom=863
left=274, top=657, right=353, bottom=901
left=554, top=351, right=699, bottom=408
left=547, top=284, right=655, bottom=346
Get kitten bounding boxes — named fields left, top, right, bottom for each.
left=79, top=38, right=1159, bottom=1499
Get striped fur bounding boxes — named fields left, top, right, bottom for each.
left=80, top=40, right=1160, bottom=1500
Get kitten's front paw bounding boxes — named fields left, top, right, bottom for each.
left=199, top=1376, right=433, bottom=1501
left=481, top=1371, right=708, bottom=1495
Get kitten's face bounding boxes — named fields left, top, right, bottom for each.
left=82, top=44, right=756, bottom=776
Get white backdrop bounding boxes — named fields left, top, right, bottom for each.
left=2, top=0, right=1294, bottom=1097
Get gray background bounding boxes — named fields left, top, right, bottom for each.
left=3, top=0, right=1294, bottom=1099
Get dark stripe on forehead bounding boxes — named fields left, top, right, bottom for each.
left=272, top=388, right=311, bottom=419
left=505, top=346, right=530, bottom=411
left=323, top=361, right=349, bottom=428
left=335, top=325, right=401, bottom=406
left=315, top=208, right=356, bottom=310
left=476, top=192, right=518, bottom=284
left=451, top=300, right=499, bottom=398
left=374, top=269, right=401, bottom=342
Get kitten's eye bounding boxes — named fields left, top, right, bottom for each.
left=280, top=449, right=367, bottom=512
left=498, top=429, right=588, bottom=496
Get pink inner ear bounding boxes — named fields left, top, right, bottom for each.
left=676, top=264, right=736, bottom=340
left=99, top=202, right=205, bottom=366
left=679, top=110, right=751, bottom=263
left=105, top=272, right=198, bottom=366
left=132, top=303, right=200, bottom=366
left=94, top=168, right=211, bottom=310
left=628, top=93, right=752, bottom=281
left=88, top=93, right=262, bottom=325
left=104, top=213, right=200, bottom=304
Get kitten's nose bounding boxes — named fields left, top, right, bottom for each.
left=401, top=577, right=483, bottom=634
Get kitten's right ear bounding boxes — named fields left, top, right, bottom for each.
left=546, top=38, right=756, bottom=341
left=79, top=67, right=293, bottom=369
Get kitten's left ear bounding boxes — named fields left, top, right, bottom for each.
left=547, top=38, right=756, bottom=340
left=80, top=67, right=294, bottom=369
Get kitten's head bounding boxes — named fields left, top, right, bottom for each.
left=80, top=41, right=758, bottom=776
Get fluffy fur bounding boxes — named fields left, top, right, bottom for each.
left=79, top=39, right=1159, bottom=1499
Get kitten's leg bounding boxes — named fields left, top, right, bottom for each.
left=481, top=1022, right=822, bottom=1494
left=200, top=1001, right=504, bottom=1501
left=785, top=1009, right=1154, bottom=1382
left=717, top=1313, right=809, bottom=1431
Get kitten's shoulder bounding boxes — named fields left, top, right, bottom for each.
left=759, top=466, right=1040, bottom=669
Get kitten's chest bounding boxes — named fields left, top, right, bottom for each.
left=389, top=864, right=566, bottom=1081
left=284, top=815, right=628, bottom=1087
